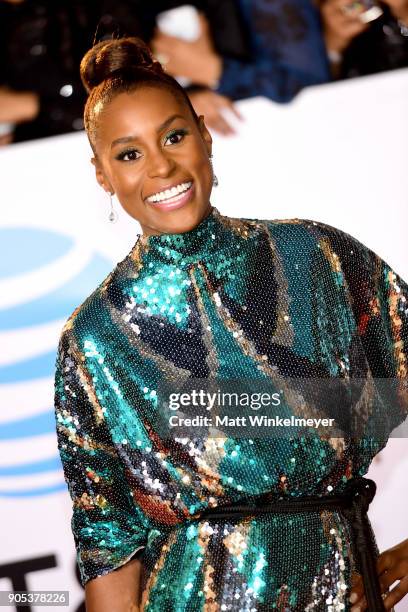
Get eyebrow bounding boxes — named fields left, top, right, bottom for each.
left=110, top=114, right=186, bottom=149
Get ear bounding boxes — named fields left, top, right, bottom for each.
left=91, top=156, right=114, bottom=195
left=197, top=115, right=212, bottom=157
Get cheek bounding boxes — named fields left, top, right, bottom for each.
left=111, top=166, right=144, bottom=200
left=108, top=167, right=146, bottom=220
left=195, top=155, right=213, bottom=194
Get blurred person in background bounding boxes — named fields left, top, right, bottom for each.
left=0, top=0, right=152, bottom=145
left=0, top=0, right=101, bottom=144
left=150, top=0, right=331, bottom=134
left=0, top=0, right=334, bottom=143
left=100, top=0, right=253, bottom=136
left=319, top=0, right=408, bottom=78
left=0, top=0, right=332, bottom=143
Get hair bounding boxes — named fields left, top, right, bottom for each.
left=80, top=36, right=199, bottom=153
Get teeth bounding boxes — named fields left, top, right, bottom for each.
left=147, top=181, right=192, bottom=203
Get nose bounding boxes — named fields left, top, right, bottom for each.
left=146, top=147, right=176, bottom=179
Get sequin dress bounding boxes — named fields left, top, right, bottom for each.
left=54, top=206, right=408, bottom=611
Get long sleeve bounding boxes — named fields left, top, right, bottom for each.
left=313, top=221, right=408, bottom=439
left=214, top=0, right=331, bottom=102
left=54, top=329, right=150, bottom=587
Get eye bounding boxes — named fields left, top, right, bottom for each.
left=116, top=148, right=142, bottom=162
left=164, top=128, right=188, bottom=146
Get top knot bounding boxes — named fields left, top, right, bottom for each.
left=80, top=36, right=165, bottom=93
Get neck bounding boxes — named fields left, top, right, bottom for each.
left=130, top=205, right=226, bottom=267
left=139, top=204, right=214, bottom=238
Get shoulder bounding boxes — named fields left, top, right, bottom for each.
left=292, top=218, right=381, bottom=268
left=56, top=260, right=123, bottom=348
left=239, top=215, right=384, bottom=278
left=259, top=216, right=377, bottom=258
left=54, top=270, right=115, bottom=378
left=239, top=214, right=357, bottom=244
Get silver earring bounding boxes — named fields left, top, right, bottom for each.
left=209, top=154, right=219, bottom=187
left=108, top=192, right=118, bottom=223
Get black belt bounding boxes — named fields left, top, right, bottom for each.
left=193, top=477, right=385, bottom=611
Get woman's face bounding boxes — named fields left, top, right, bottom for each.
left=92, top=85, right=214, bottom=236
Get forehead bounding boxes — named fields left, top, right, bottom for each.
left=96, top=86, right=190, bottom=147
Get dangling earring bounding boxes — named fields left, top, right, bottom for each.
left=108, top=192, right=118, bottom=223
left=209, top=154, right=219, bottom=187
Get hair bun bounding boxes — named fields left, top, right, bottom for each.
left=80, top=36, right=165, bottom=93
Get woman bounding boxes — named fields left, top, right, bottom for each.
left=54, top=37, right=408, bottom=611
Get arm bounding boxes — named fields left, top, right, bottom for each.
left=54, top=330, right=149, bottom=600
left=383, top=0, right=408, bottom=22
left=214, top=53, right=329, bottom=103
left=211, top=0, right=331, bottom=102
left=152, top=1, right=330, bottom=103
left=307, top=222, right=408, bottom=610
left=0, top=87, right=39, bottom=123
left=319, top=0, right=368, bottom=56
left=85, top=557, right=142, bottom=612
left=350, top=538, right=408, bottom=610
left=312, top=221, right=408, bottom=430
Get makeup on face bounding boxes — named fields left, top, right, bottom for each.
left=95, top=87, right=213, bottom=236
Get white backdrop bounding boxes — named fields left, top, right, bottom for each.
left=1, top=67, right=407, bottom=611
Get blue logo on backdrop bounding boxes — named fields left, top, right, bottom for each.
left=0, top=227, right=113, bottom=497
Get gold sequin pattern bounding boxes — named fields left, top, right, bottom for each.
left=54, top=206, right=408, bottom=608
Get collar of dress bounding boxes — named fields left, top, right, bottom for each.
left=127, top=205, right=252, bottom=269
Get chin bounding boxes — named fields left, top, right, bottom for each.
left=147, top=200, right=209, bottom=235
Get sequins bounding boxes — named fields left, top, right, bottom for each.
left=54, top=206, right=408, bottom=608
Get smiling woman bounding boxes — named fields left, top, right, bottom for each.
left=80, top=37, right=214, bottom=237
left=54, top=36, right=408, bottom=612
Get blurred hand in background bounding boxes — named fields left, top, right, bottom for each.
left=0, top=86, right=40, bottom=145
left=383, top=0, right=408, bottom=21
left=151, top=13, right=222, bottom=89
left=151, top=11, right=242, bottom=136
left=188, top=89, right=243, bottom=136
left=319, top=0, right=408, bottom=77
left=319, top=0, right=369, bottom=54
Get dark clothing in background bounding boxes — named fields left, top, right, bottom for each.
left=0, top=0, right=330, bottom=143
left=215, top=0, right=330, bottom=102
left=340, top=4, right=408, bottom=79
left=0, top=0, right=251, bottom=143
left=0, top=0, right=101, bottom=143
left=116, top=0, right=331, bottom=103
left=101, top=0, right=253, bottom=62
left=137, top=0, right=406, bottom=93
left=98, top=0, right=253, bottom=98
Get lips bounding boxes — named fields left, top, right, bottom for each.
left=144, top=179, right=193, bottom=204
left=146, top=181, right=195, bottom=212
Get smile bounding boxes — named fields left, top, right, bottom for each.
left=146, top=181, right=193, bottom=204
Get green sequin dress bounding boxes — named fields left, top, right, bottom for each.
left=54, top=206, right=408, bottom=610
